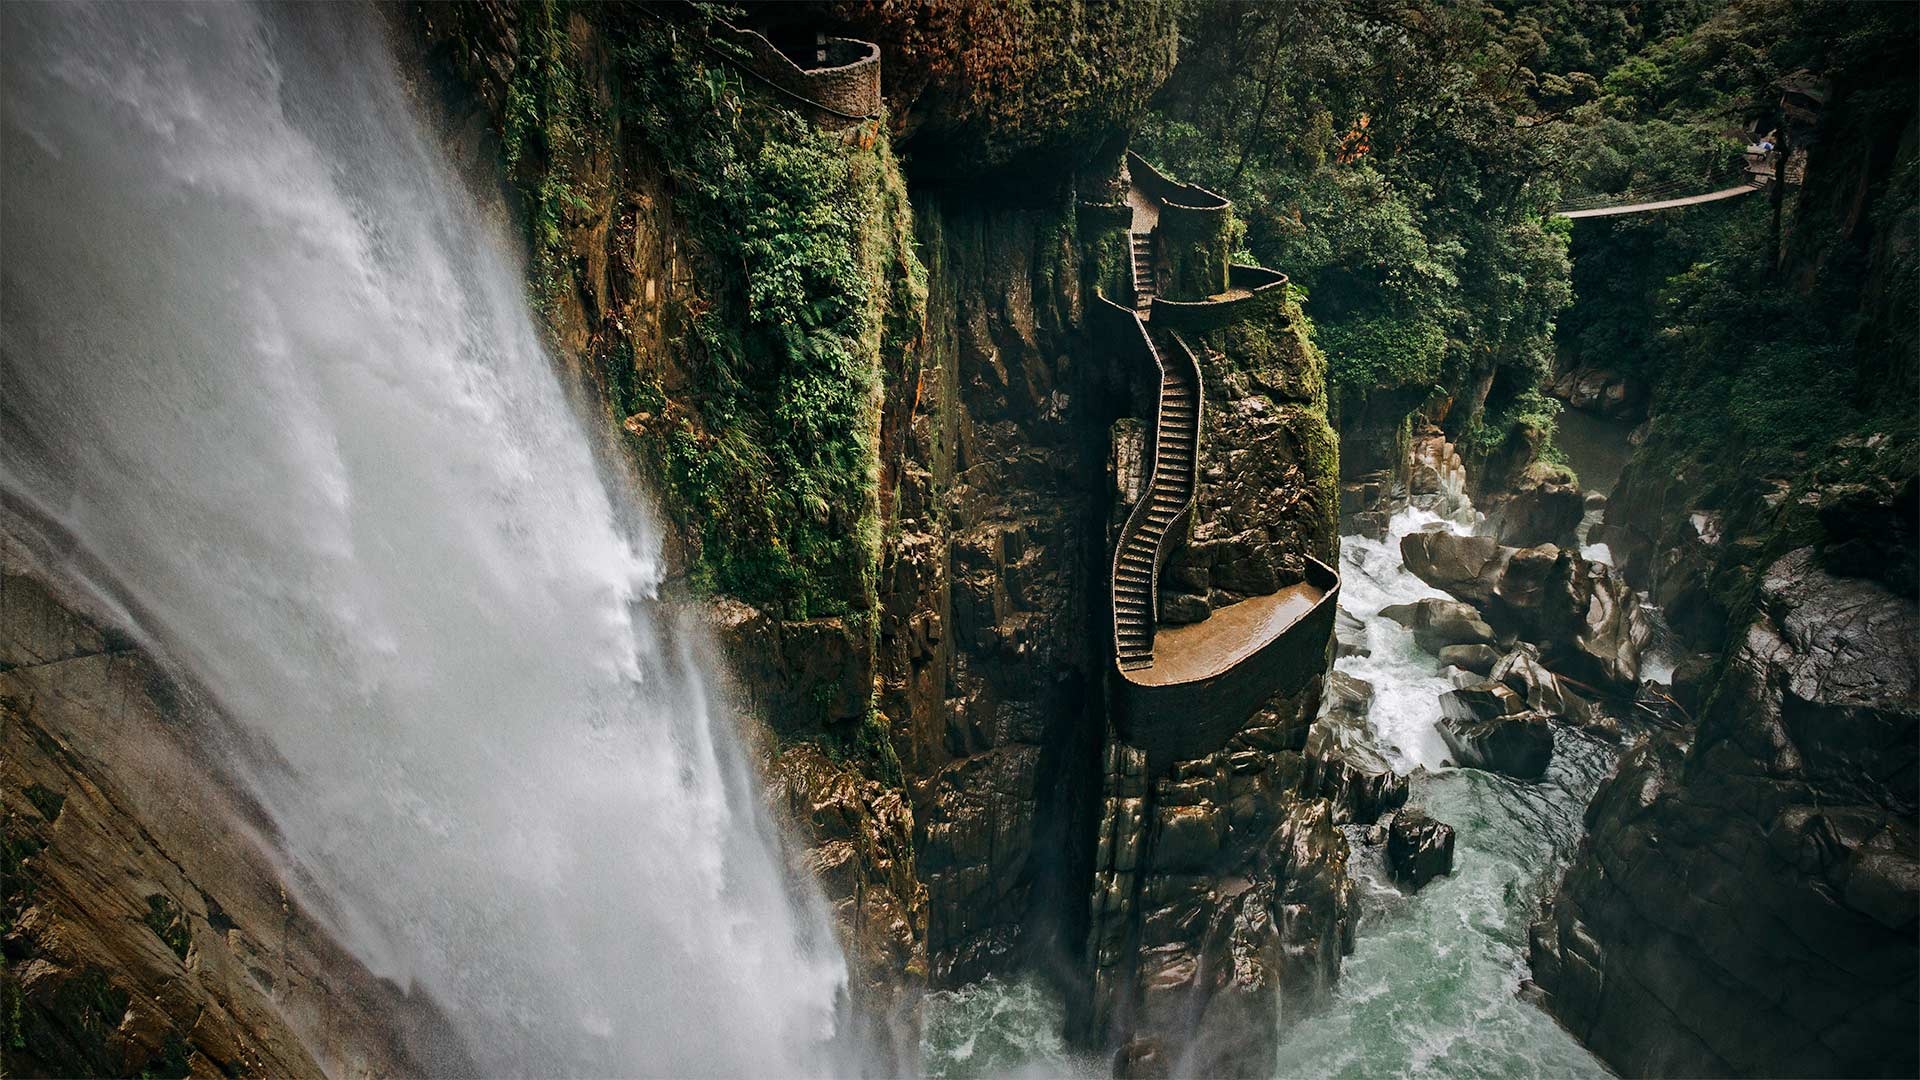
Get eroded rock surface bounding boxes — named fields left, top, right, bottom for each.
left=1305, top=673, right=1408, bottom=826
left=2, top=552, right=459, bottom=1078
left=1529, top=547, right=1919, bottom=1078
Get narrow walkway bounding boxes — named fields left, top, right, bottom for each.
left=1556, top=180, right=1765, bottom=219
left=1130, top=232, right=1156, bottom=311
left=1113, top=326, right=1198, bottom=669
left=1130, top=582, right=1324, bottom=686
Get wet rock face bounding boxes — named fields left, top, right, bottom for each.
left=878, top=199, right=1112, bottom=985
left=1087, top=690, right=1357, bottom=1076
left=765, top=745, right=927, bottom=1065
left=1530, top=547, right=1919, bottom=1078
left=1401, top=532, right=1649, bottom=693
left=1305, top=673, right=1409, bottom=826
left=1334, top=607, right=1371, bottom=658
left=1437, top=698, right=1554, bottom=780
left=1386, top=810, right=1455, bottom=892
left=1, top=557, right=457, bottom=1079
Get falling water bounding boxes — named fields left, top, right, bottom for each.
left=0, top=5, right=847, bottom=1075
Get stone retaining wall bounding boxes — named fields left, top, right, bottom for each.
left=714, top=21, right=881, bottom=126
left=1149, top=264, right=1290, bottom=333
left=1126, top=152, right=1231, bottom=299
left=1116, top=558, right=1340, bottom=775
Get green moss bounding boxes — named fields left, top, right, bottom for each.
left=142, top=894, right=190, bottom=961
left=500, top=0, right=610, bottom=317
left=495, top=12, right=927, bottom=622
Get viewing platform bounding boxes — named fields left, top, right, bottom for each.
left=1114, top=560, right=1340, bottom=775
left=1097, top=151, right=1339, bottom=772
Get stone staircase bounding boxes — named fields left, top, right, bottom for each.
left=1113, top=327, right=1201, bottom=669
left=1130, top=232, right=1155, bottom=311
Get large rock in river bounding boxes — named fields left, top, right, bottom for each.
left=1399, top=531, right=1510, bottom=608
left=1529, top=547, right=1919, bottom=1077
left=1387, top=809, right=1456, bottom=891
left=1378, top=597, right=1497, bottom=654
left=1400, top=532, right=1650, bottom=693
left=1437, top=684, right=1553, bottom=778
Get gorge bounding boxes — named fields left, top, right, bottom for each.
left=3, top=2, right=1914, bottom=1079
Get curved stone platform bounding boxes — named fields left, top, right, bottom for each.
left=1148, top=264, right=1290, bottom=332
left=1115, top=558, right=1340, bottom=774
left=712, top=20, right=882, bottom=126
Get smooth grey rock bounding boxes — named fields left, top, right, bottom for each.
left=1437, top=643, right=1501, bottom=675
left=1379, top=597, right=1496, bottom=653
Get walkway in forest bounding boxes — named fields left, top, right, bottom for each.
left=1556, top=179, right=1766, bottom=219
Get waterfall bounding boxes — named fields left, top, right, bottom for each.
left=0, top=5, right=848, bottom=1075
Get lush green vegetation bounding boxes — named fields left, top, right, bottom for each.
left=500, top=5, right=925, bottom=622
left=1558, top=0, right=1917, bottom=517
left=1138, top=0, right=1587, bottom=461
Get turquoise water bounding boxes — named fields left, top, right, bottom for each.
left=918, top=742, right=1615, bottom=1080
left=921, top=977, right=1102, bottom=1079
left=1268, top=743, right=1616, bottom=1079
left=920, top=508, right=1619, bottom=1078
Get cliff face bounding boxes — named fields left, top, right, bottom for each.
left=1529, top=21, right=1920, bottom=1076
left=411, top=5, right=1369, bottom=1067
left=1528, top=547, right=1917, bottom=1076
left=1, top=539, right=465, bottom=1079
left=5, top=6, right=1348, bottom=1074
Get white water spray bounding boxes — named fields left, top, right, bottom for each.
left=1, top=5, right=847, bottom=1074
left=1332, top=508, right=1477, bottom=771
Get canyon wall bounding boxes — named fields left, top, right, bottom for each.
left=1528, top=18, right=1920, bottom=1074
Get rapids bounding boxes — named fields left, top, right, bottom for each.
left=923, top=504, right=1618, bottom=1078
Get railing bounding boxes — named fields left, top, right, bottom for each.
left=707, top=19, right=882, bottom=125
left=1148, top=264, right=1290, bottom=332
left=1125, top=150, right=1229, bottom=211
left=1115, top=557, right=1341, bottom=775
left=1103, top=297, right=1202, bottom=670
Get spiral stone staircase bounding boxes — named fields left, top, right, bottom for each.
left=1112, top=330, right=1200, bottom=669
left=1098, top=153, right=1340, bottom=771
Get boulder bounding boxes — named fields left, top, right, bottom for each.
left=1386, top=809, right=1456, bottom=891
left=1489, top=645, right=1588, bottom=721
left=1305, top=673, right=1408, bottom=826
left=1482, top=474, right=1585, bottom=549
left=1401, top=532, right=1650, bottom=693
left=1436, top=643, right=1501, bottom=675
left=1334, top=606, right=1370, bottom=658
left=1438, top=680, right=1527, bottom=722
left=1379, top=597, right=1497, bottom=654
left=1399, top=531, right=1510, bottom=608
left=1438, top=708, right=1553, bottom=779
